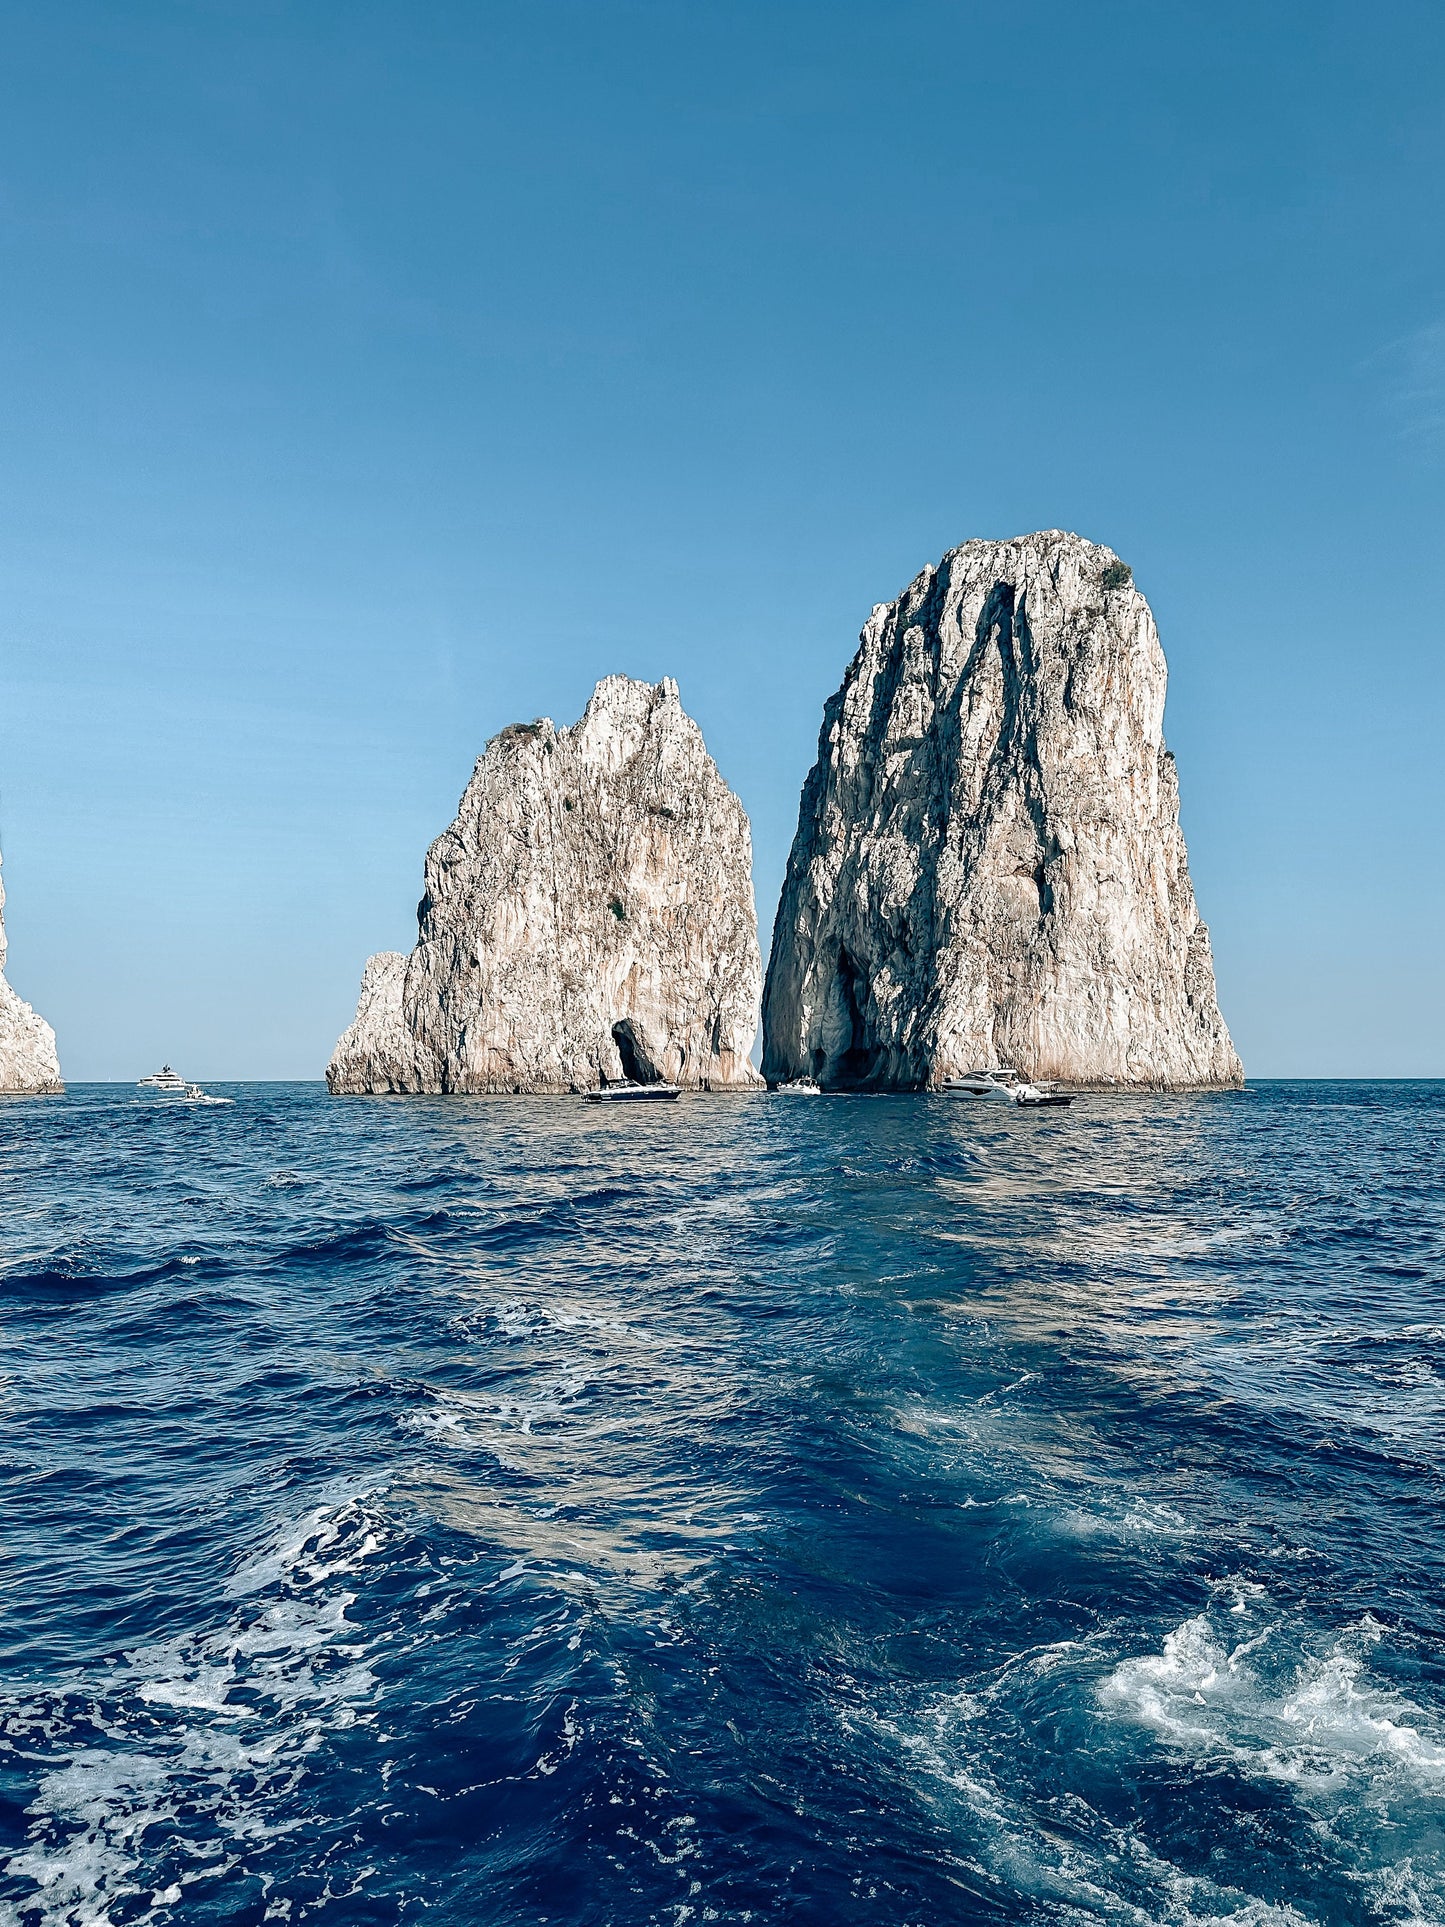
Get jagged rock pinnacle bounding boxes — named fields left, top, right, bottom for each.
left=329, top=676, right=762, bottom=1093
left=761, top=532, right=1242, bottom=1090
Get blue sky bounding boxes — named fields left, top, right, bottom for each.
left=2, top=0, right=1443, bottom=1079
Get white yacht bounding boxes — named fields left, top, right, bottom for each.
left=942, top=1067, right=1072, bottom=1106
left=138, top=1065, right=187, bottom=1091
left=942, top=1069, right=1020, bottom=1097
left=771, top=1078, right=821, bottom=1095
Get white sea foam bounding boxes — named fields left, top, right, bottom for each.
left=398, top=1368, right=592, bottom=1451
left=842, top=1593, right=1445, bottom=1927
left=1101, top=1609, right=1445, bottom=1789
left=0, top=1490, right=392, bottom=1927
left=851, top=1682, right=1323, bottom=1927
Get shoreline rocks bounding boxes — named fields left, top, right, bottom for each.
left=761, top=531, right=1242, bottom=1091
left=329, top=676, right=762, bottom=1094
left=0, top=855, right=62, bottom=1095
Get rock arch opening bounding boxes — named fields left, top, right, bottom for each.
left=830, top=949, right=877, bottom=1088
left=612, top=1019, right=662, bottom=1085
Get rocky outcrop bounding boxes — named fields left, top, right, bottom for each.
left=326, top=951, right=424, bottom=1095
left=762, top=532, right=1241, bottom=1090
left=330, top=676, right=762, bottom=1093
left=0, top=854, right=62, bottom=1094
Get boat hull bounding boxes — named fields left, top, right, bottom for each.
left=585, top=1083, right=682, bottom=1103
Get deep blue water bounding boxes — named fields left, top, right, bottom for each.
left=3, top=1082, right=1445, bottom=1926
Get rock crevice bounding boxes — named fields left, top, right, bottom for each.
left=329, top=676, right=762, bottom=1094
left=761, top=531, right=1242, bottom=1090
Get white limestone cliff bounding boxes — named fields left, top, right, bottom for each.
left=325, top=951, right=423, bottom=1095
left=0, top=854, right=62, bottom=1094
left=329, top=676, right=762, bottom=1093
left=762, top=532, right=1242, bottom=1090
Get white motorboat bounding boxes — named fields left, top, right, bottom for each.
left=586, top=1080, right=682, bottom=1103
left=942, top=1067, right=1073, bottom=1106
left=183, top=1083, right=233, bottom=1106
left=942, top=1068, right=1020, bottom=1097
left=771, top=1078, right=821, bottom=1095
left=138, top=1064, right=187, bottom=1091
left=1011, top=1081, right=1074, bottom=1108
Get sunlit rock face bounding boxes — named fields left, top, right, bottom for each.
left=329, top=676, right=762, bottom=1094
left=325, top=951, right=423, bottom=1095
left=0, top=855, right=62, bottom=1094
left=762, top=532, right=1242, bottom=1091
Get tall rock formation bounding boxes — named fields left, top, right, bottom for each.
left=0, top=853, right=62, bottom=1094
left=762, top=532, right=1241, bottom=1091
left=330, top=676, right=762, bottom=1093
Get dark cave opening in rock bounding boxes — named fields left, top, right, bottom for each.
left=612, top=1019, right=661, bottom=1085
left=830, top=949, right=877, bottom=1088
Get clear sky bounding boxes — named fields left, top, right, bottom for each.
left=2, top=0, right=1443, bottom=1080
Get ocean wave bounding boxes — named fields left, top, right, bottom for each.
left=4, top=1080, right=1445, bottom=1923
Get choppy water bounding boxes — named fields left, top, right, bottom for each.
left=3, top=1082, right=1445, bottom=1925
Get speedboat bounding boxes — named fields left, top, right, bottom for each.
left=586, top=1080, right=682, bottom=1103
left=183, top=1083, right=233, bottom=1106
left=1011, top=1081, right=1074, bottom=1108
left=771, top=1078, right=821, bottom=1095
left=138, top=1064, right=187, bottom=1091
left=942, top=1068, right=1020, bottom=1097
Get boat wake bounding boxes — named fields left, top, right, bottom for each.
left=1, top=1491, right=391, bottom=1925
left=3, top=1080, right=1445, bottom=1924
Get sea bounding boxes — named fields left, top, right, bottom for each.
left=2, top=1081, right=1444, bottom=1927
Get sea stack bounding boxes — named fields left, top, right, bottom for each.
left=762, top=532, right=1242, bottom=1090
left=329, top=676, right=762, bottom=1093
left=0, top=852, right=62, bottom=1094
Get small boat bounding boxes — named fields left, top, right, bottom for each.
left=1011, top=1082, right=1074, bottom=1108
left=138, top=1064, right=187, bottom=1091
left=771, top=1078, right=821, bottom=1095
left=183, top=1083, right=233, bottom=1106
left=942, top=1068, right=1020, bottom=1097
left=586, top=1080, right=682, bottom=1103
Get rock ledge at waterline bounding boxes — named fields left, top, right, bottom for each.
left=761, top=531, right=1242, bottom=1091
left=0, top=854, right=62, bottom=1094
left=329, top=676, right=763, bottom=1094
